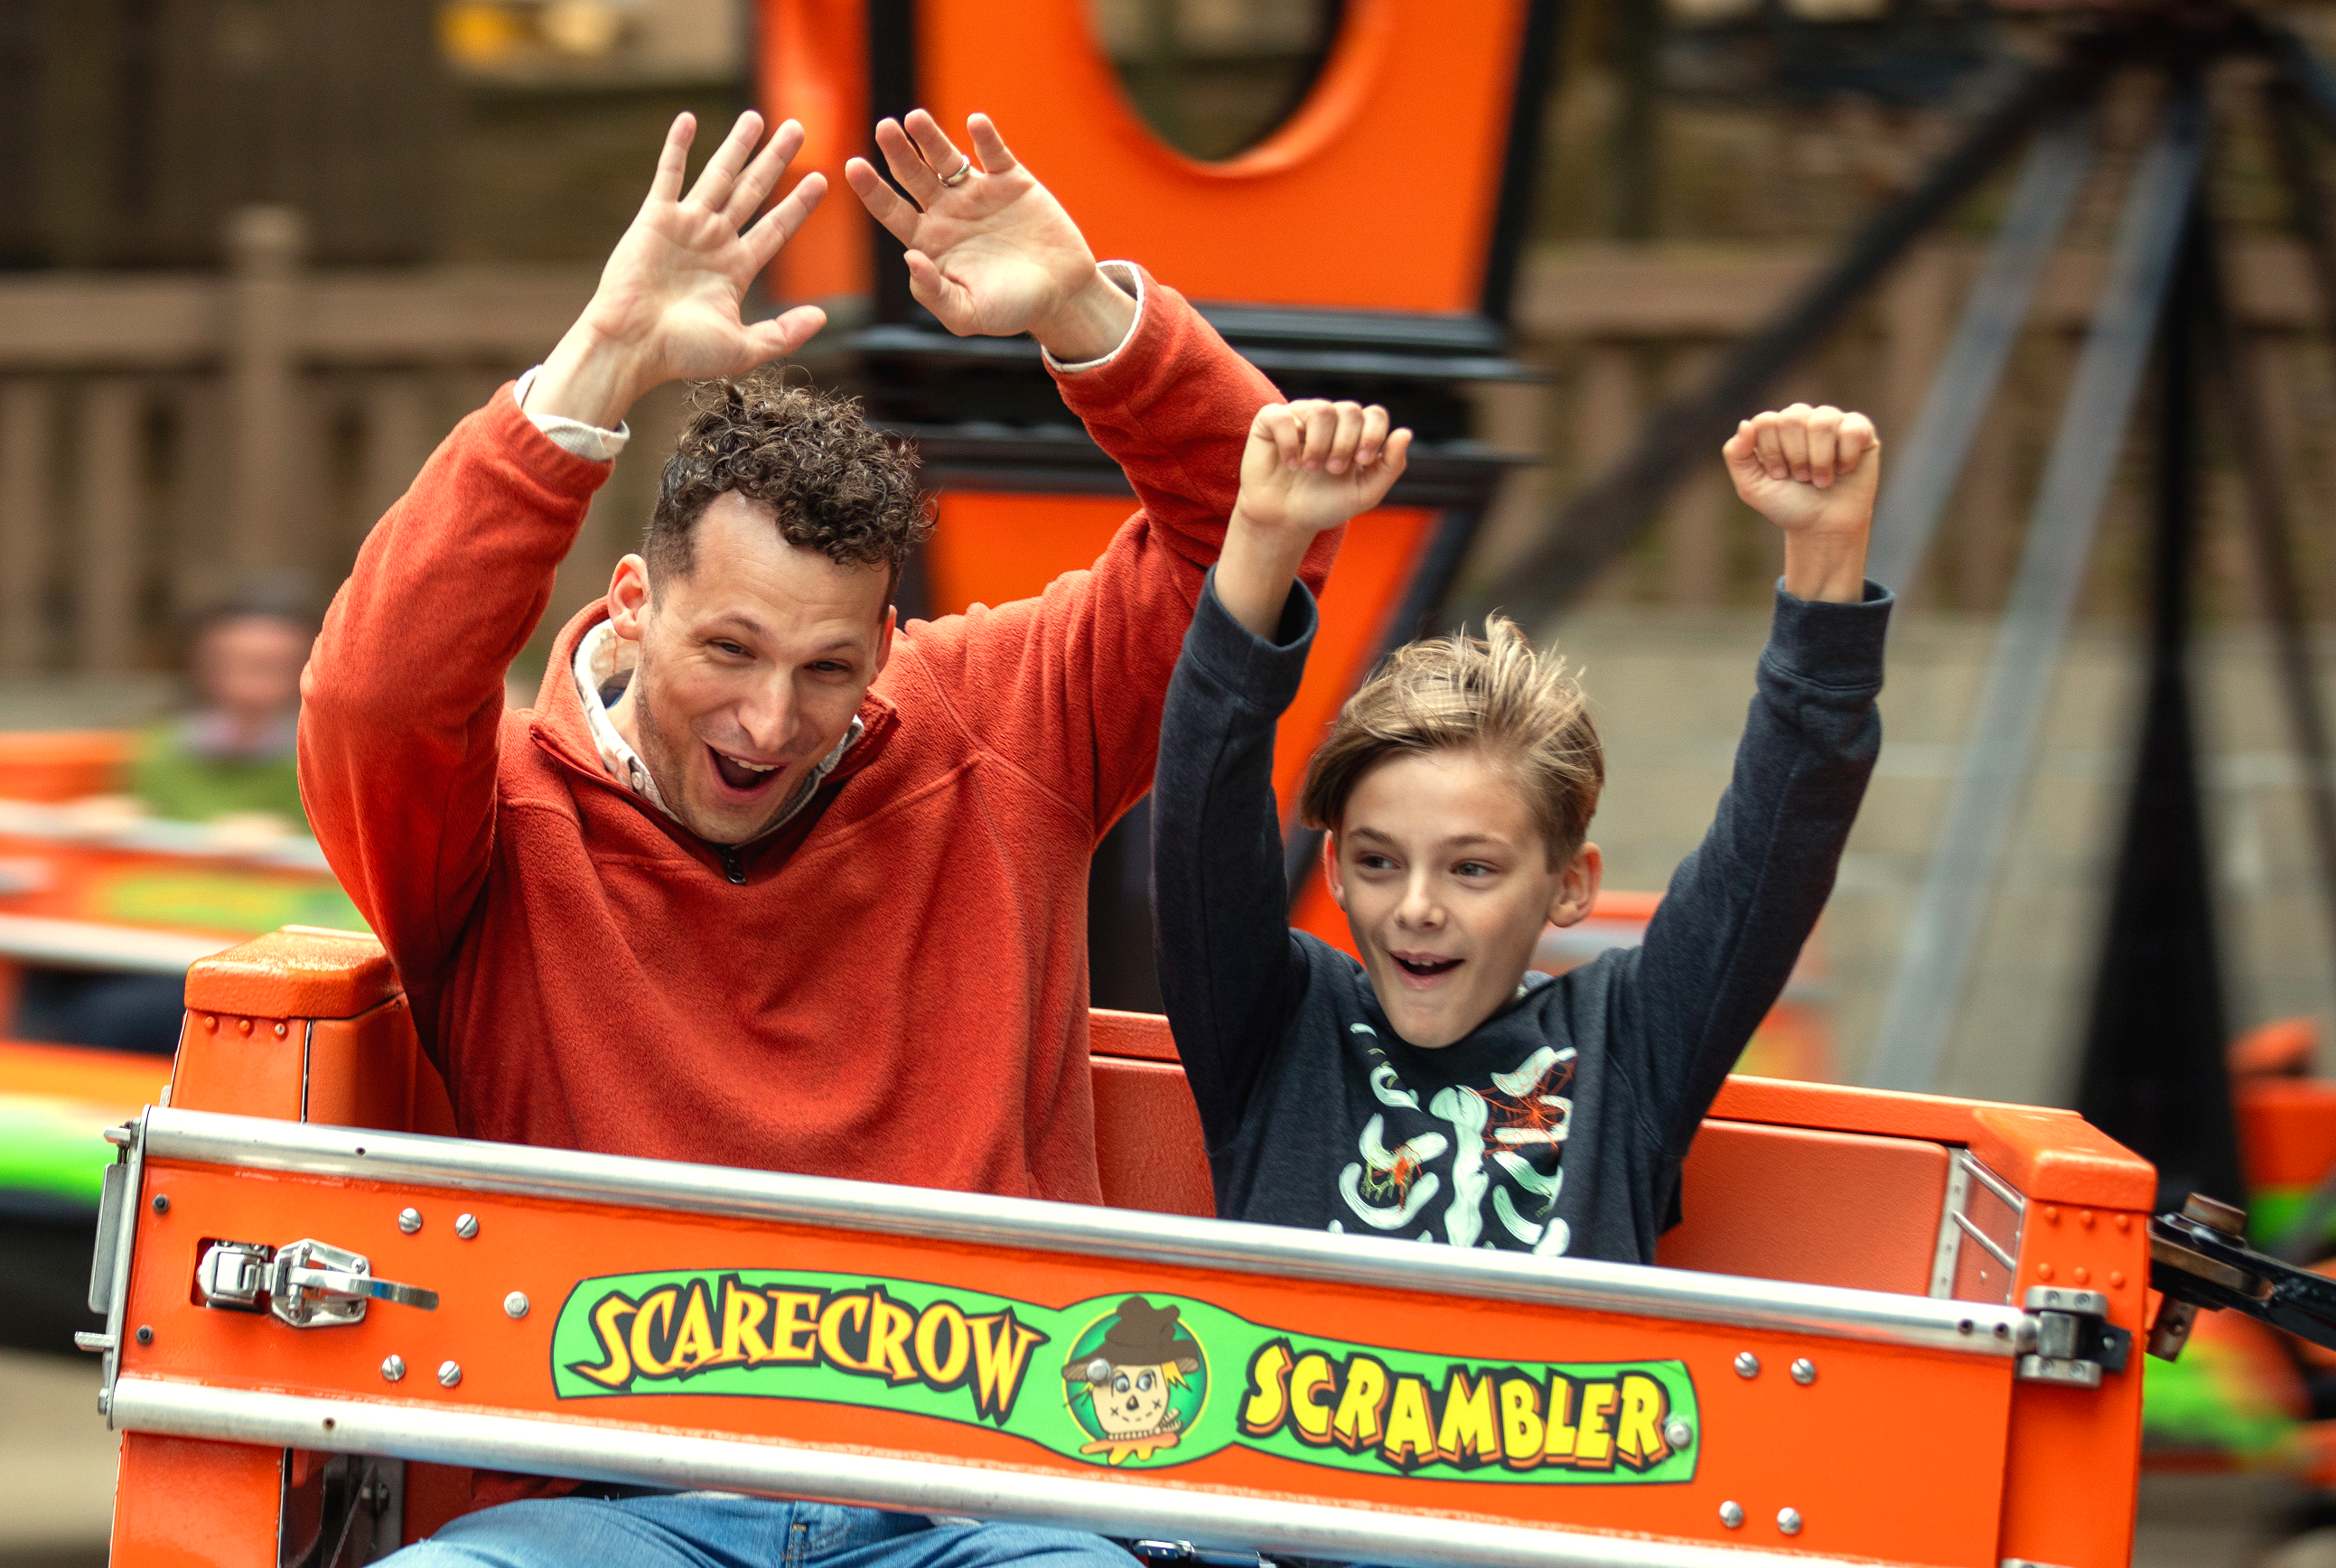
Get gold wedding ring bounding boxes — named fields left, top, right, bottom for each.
left=939, top=156, right=975, bottom=188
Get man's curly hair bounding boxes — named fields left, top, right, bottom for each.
left=646, top=368, right=932, bottom=598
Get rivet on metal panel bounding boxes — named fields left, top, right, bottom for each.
left=1995, top=1323, right=2011, bottom=1339
left=381, top=1355, right=406, bottom=1383
left=2111, top=1271, right=2126, bottom=1288
left=1663, top=1416, right=1694, bottom=1450
left=2044, top=1206, right=2059, bottom=1224
left=1789, top=1358, right=1816, bottom=1386
left=1718, top=1501, right=1744, bottom=1529
left=1733, top=1351, right=1760, bottom=1379
left=1958, top=1319, right=1976, bottom=1334
left=455, top=1214, right=479, bottom=1240
left=203, top=1015, right=217, bottom=1031
left=1778, top=1508, right=1803, bottom=1536
left=274, top=1022, right=287, bottom=1039
left=150, top=1194, right=167, bottom=1215
left=238, top=1018, right=252, bottom=1036
left=2074, top=1266, right=2089, bottom=1284
left=504, top=1292, right=529, bottom=1320
left=397, top=1208, right=422, bottom=1235
left=2037, top=1263, right=2054, bottom=1281
left=437, top=1360, right=462, bottom=1388
left=135, top=1325, right=152, bottom=1345
left=2080, top=1209, right=2095, bottom=1227
left=2117, top=1213, right=2132, bottom=1233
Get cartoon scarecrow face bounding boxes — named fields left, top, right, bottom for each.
left=1065, top=1297, right=1201, bottom=1442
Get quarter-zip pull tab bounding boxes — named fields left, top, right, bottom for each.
left=719, top=845, right=746, bottom=885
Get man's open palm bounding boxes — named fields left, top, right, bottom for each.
left=576, top=112, right=830, bottom=393
left=845, top=111, right=1102, bottom=344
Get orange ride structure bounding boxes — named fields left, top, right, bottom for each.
left=92, top=926, right=2182, bottom=1568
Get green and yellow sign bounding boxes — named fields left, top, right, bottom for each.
left=552, top=1269, right=1699, bottom=1483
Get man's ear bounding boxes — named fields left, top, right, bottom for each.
left=1321, top=831, right=1347, bottom=911
left=873, top=605, right=898, bottom=679
left=608, top=555, right=653, bottom=643
left=1547, top=841, right=1603, bottom=929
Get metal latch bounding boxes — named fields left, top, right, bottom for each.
left=194, top=1238, right=438, bottom=1328
left=2014, top=1286, right=2131, bottom=1387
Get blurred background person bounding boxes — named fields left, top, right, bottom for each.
left=131, top=573, right=316, bottom=835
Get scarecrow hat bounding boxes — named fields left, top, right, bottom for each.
left=1065, top=1296, right=1201, bottom=1383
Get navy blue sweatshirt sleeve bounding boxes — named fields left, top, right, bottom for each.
left=1616, top=580, right=1892, bottom=1162
left=1150, top=567, right=1320, bottom=1152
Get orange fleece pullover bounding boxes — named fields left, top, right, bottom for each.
left=299, top=277, right=1335, bottom=1209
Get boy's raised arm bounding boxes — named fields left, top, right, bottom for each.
left=1620, top=405, right=1891, bottom=1158
left=1152, top=403, right=1409, bottom=1142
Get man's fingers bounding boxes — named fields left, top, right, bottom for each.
left=1357, top=405, right=1391, bottom=468
left=904, top=108, right=971, bottom=187
left=1325, top=403, right=1367, bottom=475
left=967, top=113, right=1018, bottom=173
left=1805, top=406, right=1844, bottom=488
left=844, top=157, right=922, bottom=245
left=744, top=303, right=831, bottom=363
left=688, top=110, right=766, bottom=215
left=903, top=250, right=972, bottom=322
left=874, top=118, right=943, bottom=209
left=744, top=172, right=827, bottom=269
left=647, top=113, right=697, bottom=208
left=723, top=118, right=806, bottom=229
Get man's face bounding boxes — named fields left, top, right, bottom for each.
left=1327, top=747, right=1602, bottom=1050
left=196, top=614, right=311, bottom=723
left=607, top=492, right=893, bottom=846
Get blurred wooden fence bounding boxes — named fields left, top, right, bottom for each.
left=5, top=217, right=2336, bottom=674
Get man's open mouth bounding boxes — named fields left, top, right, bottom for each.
left=1392, top=954, right=1462, bottom=978
left=708, top=746, right=784, bottom=796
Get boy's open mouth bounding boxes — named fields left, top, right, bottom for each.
left=1391, top=953, right=1462, bottom=978
left=708, top=745, right=785, bottom=798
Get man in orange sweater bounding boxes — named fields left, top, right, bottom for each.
left=302, top=108, right=1338, bottom=1564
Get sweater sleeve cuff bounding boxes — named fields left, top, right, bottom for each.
left=1039, top=263, right=1146, bottom=374
left=1764, top=578, right=1892, bottom=685
left=1186, top=565, right=1319, bottom=712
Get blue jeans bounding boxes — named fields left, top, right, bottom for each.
left=384, top=1490, right=1130, bottom=1568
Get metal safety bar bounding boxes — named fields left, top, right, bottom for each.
left=104, top=1377, right=1883, bottom=1568
left=128, top=1107, right=2029, bottom=1356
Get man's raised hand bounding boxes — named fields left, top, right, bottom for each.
left=845, top=110, right=1134, bottom=364
left=1723, top=403, right=1880, bottom=604
left=528, top=112, right=831, bottom=430
left=1235, top=401, right=1413, bottom=537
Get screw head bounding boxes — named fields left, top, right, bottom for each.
left=380, top=1355, right=406, bottom=1383
left=1663, top=1416, right=1695, bottom=1451
left=454, top=1213, right=479, bottom=1240
left=504, top=1291, right=530, bottom=1320
left=1778, top=1507, right=1803, bottom=1536
left=397, top=1208, right=422, bottom=1235
left=1733, top=1351, right=1761, bottom=1378
left=1719, top=1501, right=1744, bottom=1530
left=150, top=1194, right=168, bottom=1215
left=1790, top=1358, right=1817, bottom=1386
left=134, top=1325, right=153, bottom=1346
left=437, top=1359, right=462, bottom=1388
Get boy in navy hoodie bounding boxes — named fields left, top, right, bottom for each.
left=1153, top=398, right=1888, bottom=1262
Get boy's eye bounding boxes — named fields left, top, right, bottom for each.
left=1357, top=854, right=1397, bottom=872
left=1454, top=861, right=1497, bottom=878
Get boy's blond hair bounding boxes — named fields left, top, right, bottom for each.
left=1297, top=616, right=1603, bottom=865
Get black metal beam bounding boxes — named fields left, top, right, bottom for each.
left=1481, top=53, right=2099, bottom=626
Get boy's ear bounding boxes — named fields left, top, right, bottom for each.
left=1320, top=832, right=1347, bottom=910
left=1547, top=842, right=1603, bottom=929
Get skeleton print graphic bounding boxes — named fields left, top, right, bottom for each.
left=1332, top=1022, right=1575, bottom=1255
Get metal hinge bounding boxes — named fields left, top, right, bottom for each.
left=195, top=1237, right=438, bottom=1328
left=2014, top=1286, right=2131, bottom=1387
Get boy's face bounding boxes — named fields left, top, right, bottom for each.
left=1326, top=747, right=1602, bottom=1049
